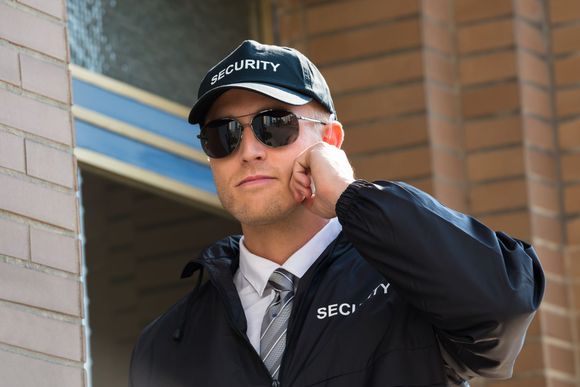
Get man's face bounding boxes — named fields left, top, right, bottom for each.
left=205, top=88, right=325, bottom=226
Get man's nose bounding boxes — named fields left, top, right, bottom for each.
left=237, top=124, right=266, bottom=162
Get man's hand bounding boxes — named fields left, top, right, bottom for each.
left=290, top=142, right=355, bottom=218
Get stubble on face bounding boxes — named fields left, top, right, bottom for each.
left=215, top=180, right=298, bottom=227
left=206, top=89, right=325, bottom=228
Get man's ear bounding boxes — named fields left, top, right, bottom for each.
left=322, top=120, right=344, bottom=148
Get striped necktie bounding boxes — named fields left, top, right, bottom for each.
left=260, top=268, right=296, bottom=380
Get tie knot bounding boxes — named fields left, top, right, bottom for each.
left=268, top=268, right=295, bottom=293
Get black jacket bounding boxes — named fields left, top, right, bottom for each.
left=129, top=180, right=544, bottom=387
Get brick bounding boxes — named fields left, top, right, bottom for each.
left=0, top=306, right=82, bottom=360
left=462, top=82, right=519, bottom=118
left=532, top=212, right=563, bottom=245
left=454, top=0, right=512, bottom=23
left=488, top=375, right=546, bottom=387
left=17, top=0, right=64, bottom=19
left=429, top=118, right=463, bottom=149
left=0, top=88, right=72, bottom=145
left=543, top=278, right=569, bottom=309
left=0, top=261, right=80, bottom=315
left=422, top=0, right=451, bottom=22
left=423, top=18, right=453, bottom=54
left=25, top=140, right=74, bottom=188
left=0, top=349, right=83, bottom=387
left=0, top=217, right=29, bottom=260
left=323, top=51, right=423, bottom=94
left=568, top=217, right=580, bottom=245
left=546, top=344, right=575, bottom=375
left=460, top=51, right=516, bottom=85
left=424, top=51, right=454, bottom=84
left=308, top=19, right=421, bottom=65
left=529, top=179, right=560, bottom=213
left=549, top=0, right=580, bottom=23
left=513, top=340, right=543, bottom=373
left=0, top=174, right=77, bottom=231
left=514, top=0, right=544, bottom=21
left=0, top=3, right=66, bottom=60
left=515, top=20, right=547, bottom=54
left=535, top=244, right=565, bottom=276
left=470, top=179, right=527, bottom=213
left=306, top=0, right=418, bottom=35
left=524, top=117, right=555, bottom=151
left=432, top=149, right=465, bottom=180
left=334, top=83, right=424, bottom=124
left=564, top=184, right=580, bottom=213
left=552, top=24, right=580, bottom=54
left=465, top=115, right=522, bottom=150
left=427, top=84, right=458, bottom=117
left=277, top=0, right=302, bottom=9
left=557, top=87, right=580, bottom=117
left=568, top=249, right=580, bottom=277
left=543, top=310, right=573, bottom=342
left=479, top=210, right=530, bottom=239
left=30, top=228, right=79, bottom=273
left=559, top=118, right=580, bottom=149
left=410, top=177, right=433, bottom=197
left=521, top=84, right=552, bottom=118
left=527, top=149, right=558, bottom=181
left=518, top=51, right=549, bottom=86
left=562, top=153, right=580, bottom=181
left=278, top=11, right=303, bottom=43
left=433, top=182, right=468, bottom=212
left=457, top=19, right=513, bottom=54
left=555, top=55, right=580, bottom=86
left=343, top=115, right=427, bottom=154
left=20, top=54, right=69, bottom=103
left=0, top=130, right=25, bottom=172
left=351, top=146, right=431, bottom=181
left=0, top=44, right=20, bottom=86
left=467, top=147, right=524, bottom=182
left=550, top=380, right=576, bottom=387
left=549, top=280, right=575, bottom=313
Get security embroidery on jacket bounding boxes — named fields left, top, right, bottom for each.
left=316, top=282, right=390, bottom=320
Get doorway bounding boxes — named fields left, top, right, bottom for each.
left=80, top=170, right=240, bottom=386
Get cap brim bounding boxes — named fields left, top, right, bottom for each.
left=188, top=82, right=312, bottom=124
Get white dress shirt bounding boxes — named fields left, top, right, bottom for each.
left=233, top=218, right=342, bottom=353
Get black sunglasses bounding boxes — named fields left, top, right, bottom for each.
left=197, top=109, right=328, bottom=159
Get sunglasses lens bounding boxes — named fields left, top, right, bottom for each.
left=199, top=110, right=301, bottom=158
left=200, top=119, right=241, bottom=158
left=253, top=111, right=299, bottom=148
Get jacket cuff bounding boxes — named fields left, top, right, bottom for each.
left=336, top=179, right=375, bottom=223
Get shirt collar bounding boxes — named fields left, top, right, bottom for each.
left=238, top=218, right=342, bottom=297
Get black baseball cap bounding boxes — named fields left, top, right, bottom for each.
left=188, top=40, right=336, bottom=125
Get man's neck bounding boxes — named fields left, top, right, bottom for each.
left=241, top=210, right=329, bottom=265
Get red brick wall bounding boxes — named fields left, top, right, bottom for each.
left=278, top=0, right=432, bottom=194
left=515, top=1, right=580, bottom=386
left=274, top=0, right=580, bottom=386
left=0, top=0, right=85, bottom=386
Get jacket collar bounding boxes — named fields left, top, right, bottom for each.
left=181, top=235, right=242, bottom=279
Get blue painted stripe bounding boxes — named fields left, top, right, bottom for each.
left=72, top=78, right=202, bottom=150
left=75, top=119, right=216, bottom=195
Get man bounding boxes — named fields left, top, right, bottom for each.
left=130, top=40, right=544, bottom=387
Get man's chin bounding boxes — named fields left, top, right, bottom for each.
left=229, top=201, right=299, bottom=227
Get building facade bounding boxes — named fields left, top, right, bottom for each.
left=0, top=0, right=579, bottom=386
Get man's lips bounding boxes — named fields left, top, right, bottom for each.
left=236, top=175, right=276, bottom=187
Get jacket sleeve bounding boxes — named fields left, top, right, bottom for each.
left=335, top=180, right=545, bottom=381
